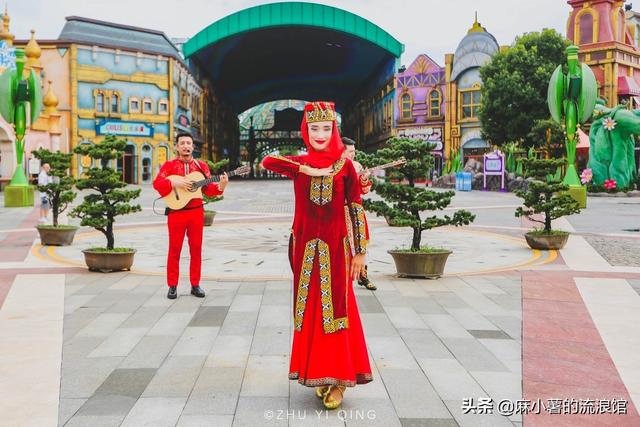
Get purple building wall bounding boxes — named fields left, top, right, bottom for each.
left=394, top=54, right=446, bottom=172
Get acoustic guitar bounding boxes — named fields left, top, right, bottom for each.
left=163, top=165, right=251, bottom=210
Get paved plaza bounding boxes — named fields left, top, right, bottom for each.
left=1, top=180, right=640, bottom=426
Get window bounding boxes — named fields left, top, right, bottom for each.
left=158, top=99, right=168, bottom=114
left=111, top=93, right=120, bottom=113
left=579, top=12, right=594, bottom=45
left=460, top=89, right=481, bottom=119
left=429, top=89, right=441, bottom=116
left=96, top=93, right=105, bottom=113
left=401, top=93, right=412, bottom=119
left=129, top=97, right=140, bottom=114
left=143, top=98, right=153, bottom=114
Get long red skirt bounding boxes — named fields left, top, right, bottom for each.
left=288, top=268, right=373, bottom=387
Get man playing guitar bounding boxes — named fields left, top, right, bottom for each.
left=341, top=137, right=377, bottom=291
left=153, top=132, right=229, bottom=299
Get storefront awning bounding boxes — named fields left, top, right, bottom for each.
left=618, top=76, right=640, bottom=96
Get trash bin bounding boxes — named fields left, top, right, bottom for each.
left=456, top=172, right=472, bottom=191
left=455, top=172, right=463, bottom=191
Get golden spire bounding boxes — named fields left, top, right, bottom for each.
left=43, top=80, right=59, bottom=113
left=25, top=29, right=42, bottom=71
left=468, top=11, right=486, bottom=34
left=0, top=4, right=15, bottom=46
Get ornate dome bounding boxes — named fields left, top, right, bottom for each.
left=450, top=17, right=499, bottom=81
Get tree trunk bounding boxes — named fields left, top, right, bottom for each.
left=544, top=190, right=552, bottom=233
left=106, top=216, right=114, bottom=250
left=52, top=193, right=60, bottom=227
left=412, top=227, right=421, bottom=251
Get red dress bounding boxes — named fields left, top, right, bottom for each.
left=262, top=154, right=373, bottom=387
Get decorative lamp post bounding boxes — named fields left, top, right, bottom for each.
left=0, top=48, right=43, bottom=206
left=547, top=45, right=597, bottom=208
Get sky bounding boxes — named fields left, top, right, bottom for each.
left=8, top=0, right=571, bottom=67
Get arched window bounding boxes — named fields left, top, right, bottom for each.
left=111, top=93, right=120, bottom=113
left=429, top=89, right=441, bottom=116
left=579, top=12, right=594, bottom=44
left=95, top=93, right=105, bottom=113
left=401, top=93, right=412, bottom=119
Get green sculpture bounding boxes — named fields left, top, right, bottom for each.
left=588, top=102, right=638, bottom=189
left=0, top=48, right=42, bottom=206
left=547, top=45, right=597, bottom=207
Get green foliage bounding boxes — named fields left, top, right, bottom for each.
left=32, top=148, right=76, bottom=227
left=514, top=158, right=581, bottom=233
left=480, top=29, right=569, bottom=147
left=361, top=137, right=475, bottom=251
left=203, top=159, right=228, bottom=206
left=70, top=135, right=141, bottom=250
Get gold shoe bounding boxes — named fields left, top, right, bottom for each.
left=315, top=386, right=329, bottom=399
left=322, top=385, right=346, bottom=410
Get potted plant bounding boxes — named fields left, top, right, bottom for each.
left=515, top=158, right=581, bottom=250
left=70, top=135, right=141, bottom=271
left=32, top=148, right=78, bottom=245
left=360, top=137, right=475, bottom=278
left=203, top=159, right=229, bottom=226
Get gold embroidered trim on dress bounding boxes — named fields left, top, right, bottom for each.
left=288, top=372, right=374, bottom=387
left=293, top=238, right=348, bottom=334
left=349, top=202, right=368, bottom=254
left=308, top=158, right=346, bottom=206
left=271, top=155, right=301, bottom=166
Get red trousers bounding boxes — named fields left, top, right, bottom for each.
left=166, top=207, right=204, bottom=287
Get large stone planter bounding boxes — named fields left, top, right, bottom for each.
left=388, top=249, right=453, bottom=279
left=36, top=225, right=78, bottom=246
left=204, top=210, right=216, bottom=227
left=524, top=232, right=569, bottom=250
left=82, top=249, right=136, bottom=272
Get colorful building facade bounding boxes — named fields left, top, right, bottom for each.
left=12, top=17, right=211, bottom=183
left=443, top=17, right=499, bottom=164
left=567, top=0, right=640, bottom=108
left=1, top=10, right=65, bottom=184
left=394, top=54, right=446, bottom=173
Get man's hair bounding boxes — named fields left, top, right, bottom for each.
left=342, top=137, right=356, bottom=146
left=176, top=132, right=193, bottom=143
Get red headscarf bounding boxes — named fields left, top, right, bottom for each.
left=300, top=101, right=344, bottom=168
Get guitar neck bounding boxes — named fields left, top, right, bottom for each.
left=194, top=170, right=241, bottom=188
left=362, top=160, right=405, bottom=175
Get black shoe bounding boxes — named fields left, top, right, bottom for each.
left=191, top=286, right=205, bottom=298
left=167, top=286, right=177, bottom=299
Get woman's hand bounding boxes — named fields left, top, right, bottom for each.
left=299, top=165, right=333, bottom=177
left=350, top=253, right=366, bottom=281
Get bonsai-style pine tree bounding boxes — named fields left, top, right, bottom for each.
left=204, top=158, right=229, bottom=206
left=32, top=148, right=76, bottom=227
left=70, top=135, right=141, bottom=250
left=515, top=158, right=581, bottom=233
left=359, top=137, right=475, bottom=251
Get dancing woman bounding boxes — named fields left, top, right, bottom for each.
left=262, top=101, right=372, bottom=409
